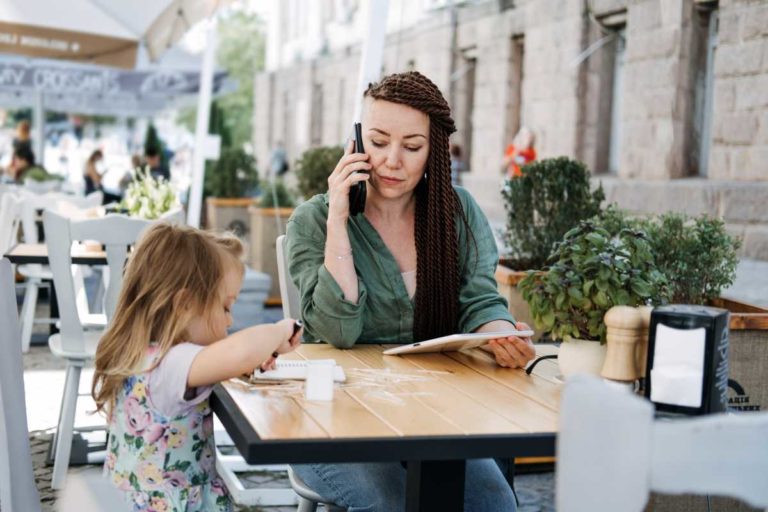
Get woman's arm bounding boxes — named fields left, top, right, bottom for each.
left=287, top=218, right=368, bottom=348
left=477, top=320, right=535, bottom=369
left=187, top=319, right=301, bottom=387
left=323, top=139, right=370, bottom=302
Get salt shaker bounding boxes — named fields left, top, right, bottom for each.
left=601, top=305, right=644, bottom=383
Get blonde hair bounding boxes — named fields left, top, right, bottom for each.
left=92, top=223, right=243, bottom=417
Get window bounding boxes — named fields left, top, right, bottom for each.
left=505, top=35, right=525, bottom=152
left=691, top=6, right=718, bottom=177
left=607, top=29, right=625, bottom=175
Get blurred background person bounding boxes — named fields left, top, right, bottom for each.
left=450, top=143, right=465, bottom=187
left=83, top=149, right=104, bottom=194
left=145, top=145, right=170, bottom=181
left=503, top=126, right=536, bottom=179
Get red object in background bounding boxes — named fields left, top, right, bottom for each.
left=505, top=144, right=536, bottom=178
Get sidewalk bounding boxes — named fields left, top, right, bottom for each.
left=722, top=259, right=768, bottom=308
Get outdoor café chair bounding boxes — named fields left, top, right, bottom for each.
left=556, top=375, right=768, bottom=512
left=0, top=257, right=42, bottom=511
left=18, top=190, right=103, bottom=352
left=43, top=209, right=151, bottom=489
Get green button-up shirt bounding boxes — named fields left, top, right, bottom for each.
left=285, top=187, right=514, bottom=347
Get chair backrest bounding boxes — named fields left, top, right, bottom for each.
left=276, top=234, right=301, bottom=319
left=20, top=190, right=103, bottom=244
left=43, top=210, right=153, bottom=351
left=0, top=192, right=23, bottom=254
left=158, top=206, right=185, bottom=225
left=0, top=258, right=42, bottom=512
left=556, top=375, right=768, bottom=512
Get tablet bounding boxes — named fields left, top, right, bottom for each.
left=382, top=330, right=535, bottom=356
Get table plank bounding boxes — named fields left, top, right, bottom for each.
left=371, top=348, right=559, bottom=432
left=447, top=350, right=561, bottom=411
left=344, top=346, right=528, bottom=435
left=221, top=382, right=328, bottom=440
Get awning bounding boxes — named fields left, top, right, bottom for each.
left=0, top=52, right=229, bottom=116
left=0, top=0, right=229, bottom=69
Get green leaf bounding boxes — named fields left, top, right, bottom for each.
left=567, top=287, right=583, bottom=301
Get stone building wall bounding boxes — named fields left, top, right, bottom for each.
left=252, top=0, right=768, bottom=260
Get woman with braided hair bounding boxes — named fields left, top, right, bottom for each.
left=285, top=71, right=532, bottom=510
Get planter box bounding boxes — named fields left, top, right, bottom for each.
left=647, top=297, right=768, bottom=512
left=206, top=197, right=256, bottom=260
left=494, top=263, right=543, bottom=341
left=249, top=206, right=294, bottom=304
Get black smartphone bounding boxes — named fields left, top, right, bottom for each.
left=349, top=122, right=367, bottom=216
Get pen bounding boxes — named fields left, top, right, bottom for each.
left=260, top=320, right=303, bottom=373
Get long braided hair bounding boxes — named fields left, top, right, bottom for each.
left=365, top=71, right=470, bottom=341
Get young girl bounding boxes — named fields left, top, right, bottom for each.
left=92, top=223, right=302, bottom=511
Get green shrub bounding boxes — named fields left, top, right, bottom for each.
left=519, top=207, right=668, bottom=342
left=23, top=167, right=63, bottom=182
left=294, top=145, right=344, bottom=199
left=259, top=180, right=295, bottom=208
left=204, top=148, right=259, bottom=198
left=501, top=157, right=604, bottom=269
left=639, top=212, right=740, bottom=304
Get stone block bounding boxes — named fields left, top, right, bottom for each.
left=741, top=225, right=768, bottom=261
left=757, top=112, right=768, bottom=144
left=740, top=6, right=768, bottom=40
left=718, top=183, right=768, bottom=223
left=715, top=112, right=760, bottom=145
left=659, top=0, right=685, bottom=27
left=707, top=147, right=731, bottom=180
left=734, top=74, right=768, bottom=110
left=716, top=10, right=741, bottom=46
left=712, top=79, right=736, bottom=113
left=714, top=41, right=764, bottom=77
left=628, top=0, right=661, bottom=32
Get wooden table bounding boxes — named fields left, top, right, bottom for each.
left=3, top=243, right=108, bottom=334
left=3, top=243, right=107, bottom=265
left=212, top=343, right=561, bottom=512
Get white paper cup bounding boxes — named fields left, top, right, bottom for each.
left=304, top=360, right=335, bottom=401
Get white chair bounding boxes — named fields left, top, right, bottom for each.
left=276, top=234, right=301, bottom=319
left=44, top=210, right=152, bottom=489
left=0, top=192, right=23, bottom=256
left=0, top=258, right=42, bottom=512
left=276, top=235, right=345, bottom=512
left=17, top=190, right=104, bottom=351
left=556, top=375, right=768, bottom=512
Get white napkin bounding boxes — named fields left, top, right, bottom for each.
left=650, top=324, right=706, bottom=408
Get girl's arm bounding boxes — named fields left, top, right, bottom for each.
left=187, top=319, right=300, bottom=388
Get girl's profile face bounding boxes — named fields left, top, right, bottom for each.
left=185, top=266, right=242, bottom=345
left=363, top=99, right=430, bottom=201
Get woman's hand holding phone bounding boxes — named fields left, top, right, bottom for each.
left=327, top=137, right=370, bottom=222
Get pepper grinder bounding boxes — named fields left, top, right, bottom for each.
left=636, top=305, right=653, bottom=380
left=601, top=306, right=644, bottom=383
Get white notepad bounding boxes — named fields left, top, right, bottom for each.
left=252, top=359, right=347, bottom=382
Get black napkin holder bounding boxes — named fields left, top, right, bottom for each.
left=645, top=305, right=730, bottom=415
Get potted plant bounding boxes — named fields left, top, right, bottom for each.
left=249, top=179, right=296, bottom=303
left=205, top=147, right=260, bottom=257
left=497, top=157, right=605, bottom=339
left=519, top=207, right=668, bottom=377
left=122, top=168, right=179, bottom=220
left=294, top=145, right=343, bottom=200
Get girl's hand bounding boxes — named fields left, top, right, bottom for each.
left=486, top=322, right=535, bottom=369
left=327, top=138, right=371, bottom=222
left=275, top=318, right=303, bottom=354
left=258, top=319, right=303, bottom=373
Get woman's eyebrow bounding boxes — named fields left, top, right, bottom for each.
left=370, top=127, right=426, bottom=139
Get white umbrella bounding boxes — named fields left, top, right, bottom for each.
left=0, top=0, right=229, bottom=68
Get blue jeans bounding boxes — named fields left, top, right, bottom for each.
left=291, top=459, right=517, bottom=512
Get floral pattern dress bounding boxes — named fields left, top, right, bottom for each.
left=105, top=345, right=233, bottom=511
